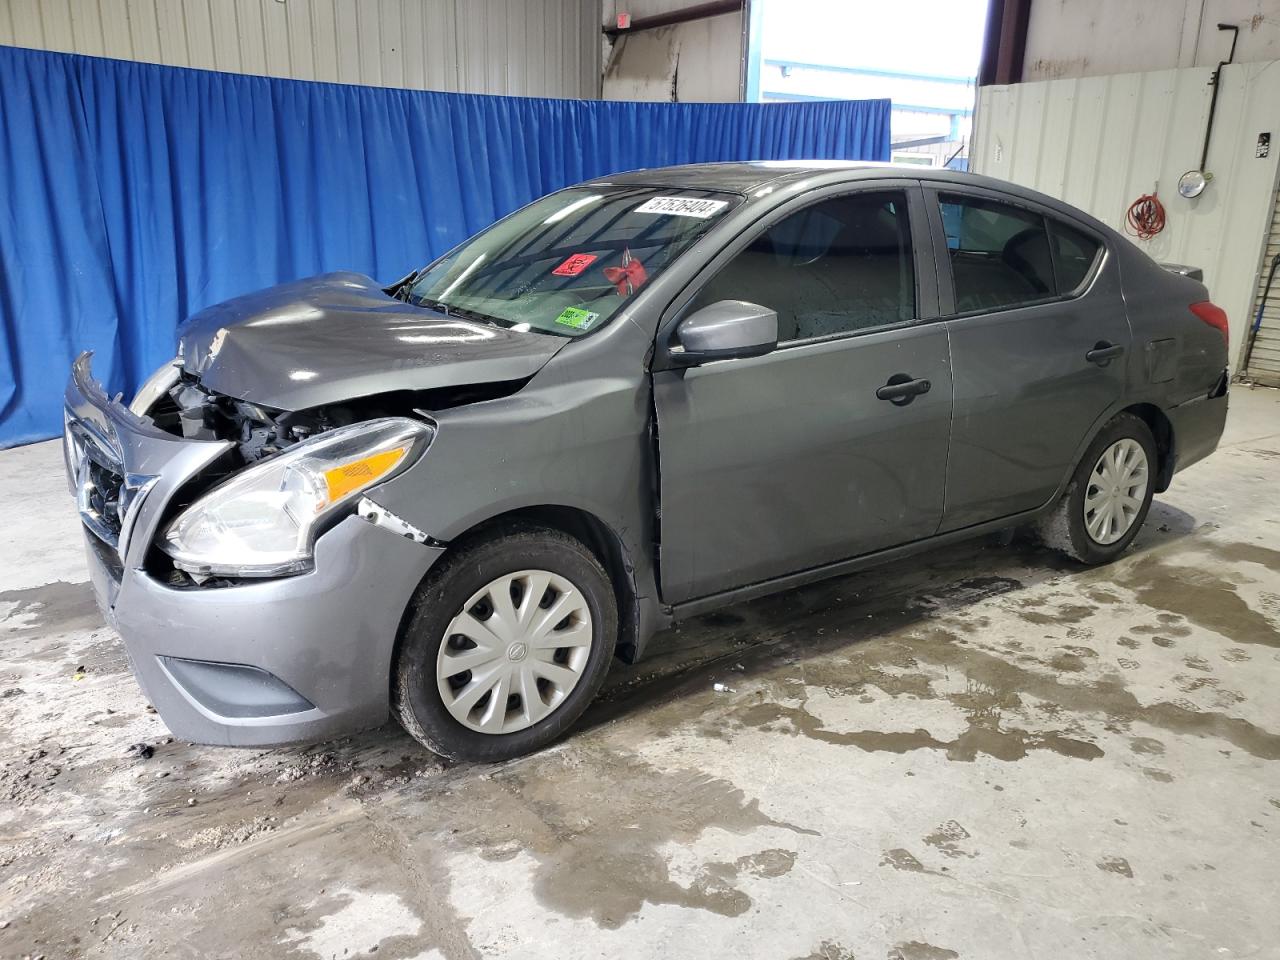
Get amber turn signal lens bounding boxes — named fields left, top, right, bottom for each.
left=322, top=446, right=409, bottom=503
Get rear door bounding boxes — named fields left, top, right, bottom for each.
left=652, top=182, right=953, bottom=604
left=924, top=185, right=1130, bottom=531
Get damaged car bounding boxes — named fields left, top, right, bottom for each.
left=64, top=162, right=1230, bottom=761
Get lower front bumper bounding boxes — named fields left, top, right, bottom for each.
left=86, top=514, right=443, bottom=747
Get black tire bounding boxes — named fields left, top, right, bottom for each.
left=392, top=523, right=616, bottom=762
left=1036, top=412, right=1157, bottom=565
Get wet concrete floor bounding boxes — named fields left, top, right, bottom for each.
left=2, top=387, right=1279, bottom=959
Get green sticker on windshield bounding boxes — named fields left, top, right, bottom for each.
left=555, top=306, right=600, bottom=330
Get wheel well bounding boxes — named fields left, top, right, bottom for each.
left=1121, top=403, right=1174, bottom=492
left=450, top=506, right=641, bottom=660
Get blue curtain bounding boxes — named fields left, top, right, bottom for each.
left=0, top=45, right=890, bottom=447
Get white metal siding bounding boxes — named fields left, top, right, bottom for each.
left=1023, top=0, right=1280, bottom=81
left=973, top=62, right=1280, bottom=372
left=0, top=0, right=600, bottom=97
left=1244, top=196, right=1280, bottom=385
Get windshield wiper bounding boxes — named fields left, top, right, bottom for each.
left=409, top=295, right=509, bottom=329
left=388, top=268, right=423, bottom=302
left=446, top=304, right=512, bottom=328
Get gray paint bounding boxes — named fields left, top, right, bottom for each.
left=654, top=322, right=953, bottom=602
left=64, top=162, right=1229, bottom=747
left=922, top=181, right=1133, bottom=530
left=670, top=300, right=778, bottom=363
left=178, top=272, right=566, bottom=409
left=66, top=356, right=443, bottom=744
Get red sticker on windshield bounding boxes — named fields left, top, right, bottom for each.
left=552, top=253, right=598, bottom=276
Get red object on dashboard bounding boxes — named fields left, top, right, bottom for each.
left=552, top=253, right=598, bottom=276
left=603, top=248, right=647, bottom=296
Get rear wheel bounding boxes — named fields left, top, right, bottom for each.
left=1036, top=413, right=1157, bottom=565
left=392, top=525, right=616, bottom=762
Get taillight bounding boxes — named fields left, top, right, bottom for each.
left=1190, top=301, right=1229, bottom=344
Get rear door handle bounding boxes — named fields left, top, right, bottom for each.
left=1085, top=342, right=1125, bottom=365
left=876, top=374, right=931, bottom=406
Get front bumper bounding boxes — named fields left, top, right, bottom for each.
left=66, top=354, right=443, bottom=746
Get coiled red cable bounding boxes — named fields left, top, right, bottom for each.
left=1125, top=193, right=1166, bottom=240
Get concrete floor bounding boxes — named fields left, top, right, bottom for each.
left=2, top=388, right=1279, bottom=960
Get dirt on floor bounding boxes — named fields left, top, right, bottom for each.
left=2, top=388, right=1280, bottom=960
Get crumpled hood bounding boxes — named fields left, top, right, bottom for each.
left=177, top=272, right=567, bottom=410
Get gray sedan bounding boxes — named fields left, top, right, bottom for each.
left=64, top=162, right=1229, bottom=760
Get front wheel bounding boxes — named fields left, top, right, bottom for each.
left=392, top=524, right=617, bottom=762
left=1036, top=412, right=1157, bottom=565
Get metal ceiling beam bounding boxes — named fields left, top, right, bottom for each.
left=604, top=1, right=744, bottom=39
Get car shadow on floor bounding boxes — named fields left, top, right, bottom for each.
left=576, top=498, right=1200, bottom=738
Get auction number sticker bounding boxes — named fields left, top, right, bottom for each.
left=634, top=196, right=729, bottom=219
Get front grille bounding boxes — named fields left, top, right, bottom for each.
left=84, top=454, right=125, bottom=540
left=86, top=524, right=125, bottom=583
left=66, top=423, right=129, bottom=551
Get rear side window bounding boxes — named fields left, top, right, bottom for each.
left=940, top=194, right=1102, bottom=313
left=1050, top=219, right=1102, bottom=292
left=940, top=195, right=1053, bottom=312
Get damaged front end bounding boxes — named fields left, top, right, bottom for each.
left=62, top=351, right=448, bottom=746
left=113, top=358, right=452, bottom=585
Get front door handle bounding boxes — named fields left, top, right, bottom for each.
left=1085, top=341, right=1125, bottom=366
left=876, top=374, right=931, bottom=406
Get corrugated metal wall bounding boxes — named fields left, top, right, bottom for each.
left=0, top=0, right=600, bottom=97
left=1023, top=0, right=1280, bottom=81
left=973, top=62, right=1280, bottom=371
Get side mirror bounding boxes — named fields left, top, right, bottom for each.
left=669, top=300, right=778, bottom=366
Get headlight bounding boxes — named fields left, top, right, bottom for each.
left=162, top=418, right=431, bottom=578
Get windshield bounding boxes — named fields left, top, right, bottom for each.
left=405, top=186, right=740, bottom=336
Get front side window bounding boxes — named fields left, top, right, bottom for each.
left=407, top=187, right=738, bottom=337
left=688, top=191, right=916, bottom=343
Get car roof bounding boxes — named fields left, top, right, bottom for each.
left=585, top=161, right=1110, bottom=233
left=586, top=160, right=895, bottom=193
left=587, top=160, right=1026, bottom=191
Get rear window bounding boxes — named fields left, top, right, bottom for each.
left=1050, top=219, right=1102, bottom=292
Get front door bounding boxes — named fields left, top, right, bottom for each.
left=652, top=185, right=953, bottom=604
left=925, top=186, right=1132, bottom=531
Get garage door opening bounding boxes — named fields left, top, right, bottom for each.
left=746, top=0, right=989, bottom=169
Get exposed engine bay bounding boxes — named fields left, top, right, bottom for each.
left=148, top=372, right=524, bottom=467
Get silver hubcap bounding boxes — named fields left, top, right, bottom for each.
left=436, top=569, right=593, bottom=734
left=1084, top=438, right=1149, bottom=545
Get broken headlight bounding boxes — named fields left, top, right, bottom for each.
left=161, top=418, right=431, bottom=578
